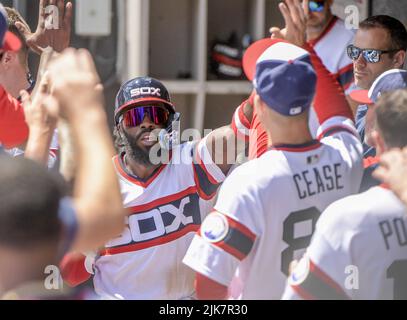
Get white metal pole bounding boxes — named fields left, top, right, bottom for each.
left=126, top=0, right=149, bottom=79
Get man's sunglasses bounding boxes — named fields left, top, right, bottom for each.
left=122, top=106, right=170, bottom=128
left=347, top=44, right=402, bottom=64
left=309, top=0, right=325, bottom=12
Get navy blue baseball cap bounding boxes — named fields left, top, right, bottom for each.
left=350, top=69, right=407, bottom=105
left=252, top=41, right=317, bottom=116
left=243, top=39, right=317, bottom=116
left=0, top=4, right=21, bottom=51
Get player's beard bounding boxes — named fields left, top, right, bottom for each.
left=122, top=129, right=161, bottom=167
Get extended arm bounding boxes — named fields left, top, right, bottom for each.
left=205, top=93, right=254, bottom=174
left=47, top=48, right=125, bottom=252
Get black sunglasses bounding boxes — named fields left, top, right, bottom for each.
left=347, top=44, right=402, bottom=64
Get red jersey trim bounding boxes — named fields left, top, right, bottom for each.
left=337, top=63, right=354, bottom=76
left=224, top=214, right=256, bottom=242
left=238, top=102, right=251, bottom=129
left=49, top=149, right=58, bottom=159
left=113, top=154, right=169, bottom=188
left=336, top=65, right=354, bottom=90
left=192, top=166, right=218, bottom=201
left=193, top=143, right=221, bottom=185
left=127, top=186, right=197, bottom=213
left=231, top=121, right=250, bottom=142
left=100, top=224, right=200, bottom=256
left=291, top=284, right=317, bottom=300
left=308, top=16, right=338, bottom=47
left=290, top=259, right=350, bottom=300
left=213, top=239, right=246, bottom=261
left=198, top=214, right=256, bottom=261
left=59, top=253, right=90, bottom=287
left=269, top=140, right=322, bottom=153
left=309, top=260, right=348, bottom=297
left=342, top=82, right=352, bottom=91
left=195, top=273, right=229, bottom=300
left=317, top=125, right=357, bottom=140
left=197, top=230, right=246, bottom=261
left=192, top=143, right=221, bottom=200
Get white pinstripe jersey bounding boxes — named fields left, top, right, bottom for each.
left=183, top=116, right=363, bottom=300
left=283, top=186, right=407, bottom=300
left=90, top=139, right=226, bottom=300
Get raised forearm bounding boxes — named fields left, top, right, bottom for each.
left=69, top=106, right=124, bottom=251
left=303, top=43, right=353, bottom=123
left=58, top=119, right=77, bottom=184
left=45, top=48, right=126, bottom=252
left=207, top=95, right=254, bottom=173
left=24, top=127, right=54, bottom=165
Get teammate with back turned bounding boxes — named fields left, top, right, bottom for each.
left=283, top=89, right=407, bottom=300
left=182, top=0, right=363, bottom=300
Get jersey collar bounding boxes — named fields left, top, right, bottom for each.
left=269, top=140, right=322, bottom=152
left=114, top=152, right=171, bottom=188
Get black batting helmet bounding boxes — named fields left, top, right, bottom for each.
left=114, top=77, right=181, bottom=150
left=114, top=77, right=175, bottom=124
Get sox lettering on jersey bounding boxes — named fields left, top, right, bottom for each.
left=106, top=193, right=201, bottom=248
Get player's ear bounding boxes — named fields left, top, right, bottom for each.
left=1, top=52, right=14, bottom=69
left=371, top=129, right=387, bottom=156
left=393, top=50, right=406, bottom=69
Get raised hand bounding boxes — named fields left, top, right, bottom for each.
left=22, top=75, right=58, bottom=164
left=269, top=0, right=307, bottom=47
left=16, top=0, right=73, bottom=54
left=21, top=75, right=57, bottom=134
left=46, top=48, right=103, bottom=120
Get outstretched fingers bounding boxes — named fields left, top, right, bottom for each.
left=63, top=2, right=73, bottom=31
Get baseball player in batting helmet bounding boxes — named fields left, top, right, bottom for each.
left=114, top=77, right=181, bottom=153
left=61, top=74, right=256, bottom=299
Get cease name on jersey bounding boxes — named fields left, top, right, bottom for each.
left=293, top=162, right=343, bottom=199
